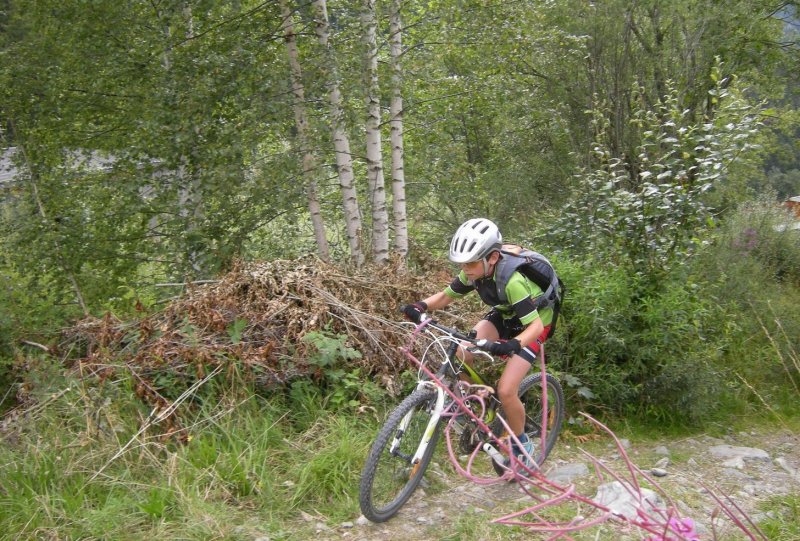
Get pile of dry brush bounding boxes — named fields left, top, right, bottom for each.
left=57, top=258, right=475, bottom=417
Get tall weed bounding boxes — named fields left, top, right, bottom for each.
left=0, top=362, right=380, bottom=539
left=695, top=199, right=800, bottom=412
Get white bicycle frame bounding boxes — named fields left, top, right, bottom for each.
left=389, top=322, right=494, bottom=469
left=387, top=380, right=446, bottom=467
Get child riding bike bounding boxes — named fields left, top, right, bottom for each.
left=402, top=218, right=561, bottom=469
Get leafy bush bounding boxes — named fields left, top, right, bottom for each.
left=550, top=73, right=761, bottom=284
left=289, top=331, right=385, bottom=423
left=548, top=255, right=732, bottom=424
left=712, top=197, right=800, bottom=286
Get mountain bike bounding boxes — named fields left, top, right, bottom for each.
left=358, top=315, right=565, bottom=523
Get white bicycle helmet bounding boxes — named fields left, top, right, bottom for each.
left=448, top=218, right=503, bottom=264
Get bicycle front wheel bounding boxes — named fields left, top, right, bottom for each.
left=358, top=388, right=442, bottom=523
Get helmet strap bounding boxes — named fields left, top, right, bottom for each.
left=481, top=257, right=490, bottom=278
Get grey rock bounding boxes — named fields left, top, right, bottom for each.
left=547, top=463, right=590, bottom=484
left=355, top=515, right=370, bottom=526
left=650, top=467, right=668, bottom=477
left=723, top=456, right=747, bottom=469
left=722, top=468, right=755, bottom=481
left=654, top=445, right=670, bottom=456
left=709, top=445, right=770, bottom=461
left=340, top=522, right=354, bottom=529
left=775, top=456, right=798, bottom=478
left=655, top=457, right=670, bottom=469
left=742, top=484, right=760, bottom=496
left=593, top=481, right=665, bottom=520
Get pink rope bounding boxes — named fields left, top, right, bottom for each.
left=397, top=320, right=763, bottom=540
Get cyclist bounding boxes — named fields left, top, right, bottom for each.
left=402, top=218, right=556, bottom=469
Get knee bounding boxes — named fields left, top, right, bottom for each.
left=497, top=380, right=517, bottom=402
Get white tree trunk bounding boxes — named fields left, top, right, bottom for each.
left=389, top=0, right=409, bottom=261
left=312, top=0, right=364, bottom=267
left=161, top=2, right=205, bottom=276
left=15, top=139, right=90, bottom=316
left=362, top=0, right=389, bottom=264
left=281, top=0, right=330, bottom=261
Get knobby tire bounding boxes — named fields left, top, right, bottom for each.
left=358, top=388, right=442, bottom=523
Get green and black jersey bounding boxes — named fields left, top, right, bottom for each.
left=444, top=268, right=553, bottom=328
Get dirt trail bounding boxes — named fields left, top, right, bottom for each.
left=317, top=426, right=800, bottom=540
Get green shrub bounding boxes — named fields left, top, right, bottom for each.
left=300, top=329, right=386, bottom=411
left=548, top=254, right=733, bottom=424
left=712, top=197, right=800, bottom=286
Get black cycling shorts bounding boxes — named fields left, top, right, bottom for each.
left=481, top=309, right=549, bottom=364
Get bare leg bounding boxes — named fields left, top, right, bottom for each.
left=456, top=320, right=499, bottom=381
left=496, top=355, right=531, bottom=436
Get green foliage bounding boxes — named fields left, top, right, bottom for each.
left=546, top=189, right=800, bottom=425
left=137, top=488, right=175, bottom=521
left=286, top=415, right=371, bottom=514
left=693, top=198, right=800, bottom=399
left=302, top=330, right=363, bottom=368
left=298, top=329, right=384, bottom=411
left=0, top=364, right=378, bottom=538
left=549, top=254, right=733, bottom=424
left=718, top=198, right=800, bottom=285
left=552, top=74, right=762, bottom=281
left=227, top=317, right=248, bottom=345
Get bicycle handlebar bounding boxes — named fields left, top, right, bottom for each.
left=418, top=315, right=492, bottom=350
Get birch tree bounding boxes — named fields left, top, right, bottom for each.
left=280, top=0, right=330, bottom=261
left=388, top=0, right=408, bottom=260
left=161, top=2, right=206, bottom=277
left=362, top=0, right=389, bottom=264
left=11, top=136, right=90, bottom=316
left=312, top=0, right=364, bottom=267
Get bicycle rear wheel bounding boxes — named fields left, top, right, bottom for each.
left=358, top=388, right=442, bottom=522
left=491, top=372, right=565, bottom=473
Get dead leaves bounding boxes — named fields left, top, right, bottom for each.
left=61, top=257, right=454, bottom=422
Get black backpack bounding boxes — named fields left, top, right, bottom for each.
left=494, top=244, right=565, bottom=336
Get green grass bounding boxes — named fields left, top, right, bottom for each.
left=0, top=376, right=381, bottom=540
left=1, top=357, right=798, bottom=541
left=758, top=494, right=800, bottom=540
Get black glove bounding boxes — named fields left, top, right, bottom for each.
left=481, top=338, right=522, bottom=357
left=401, top=301, right=428, bottom=324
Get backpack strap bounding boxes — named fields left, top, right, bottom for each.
left=496, top=250, right=560, bottom=306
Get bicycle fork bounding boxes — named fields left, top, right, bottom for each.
left=389, top=381, right=445, bottom=477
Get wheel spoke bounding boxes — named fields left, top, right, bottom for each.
left=359, top=389, right=441, bottom=522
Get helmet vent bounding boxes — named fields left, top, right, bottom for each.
left=448, top=218, right=501, bottom=264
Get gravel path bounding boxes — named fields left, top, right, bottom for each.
left=307, top=426, right=800, bottom=540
